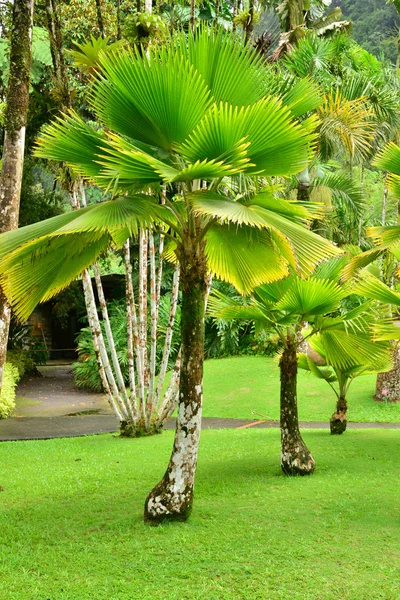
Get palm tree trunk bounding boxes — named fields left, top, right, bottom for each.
left=144, top=232, right=207, bottom=524
left=95, top=0, right=105, bottom=38
left=330, top=395, right=347, bottom=435
left=244, top=0, right=254, bottom=45
left=190, top=0, right=196, bottom=33
left=0, top=0, right=33, bottom=392
left=375, top=344, right=400, bottom=403
left=280, top=338, right=315, bottom=475
left=232, top=0, right=238, bottom=31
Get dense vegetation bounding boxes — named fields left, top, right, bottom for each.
left=334, top=0, right=399, bottom=62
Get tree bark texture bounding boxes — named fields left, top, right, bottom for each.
left=375, top=345, right=400, bottom=403
left=280, top=340, right=315, bottom=475
left=95, top=0, right=105, bottom=37
left=330, top=395, right=347, bottom=435
left=144, top=232, right=207, bottom=524
left=244, top=0, right=254, bottom=45
left=0, top=0, right=33, bottom=392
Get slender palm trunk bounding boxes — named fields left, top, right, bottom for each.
left=190, top=0, right=196, bottom=33
left=0, top=0, right=33, bottom=392
left=144, top=232, right=207, bottom=524
left=244, top=0, right=254, bottom=45
left=330, top=395, right=347, bottom=435
left=95, top=0, right=105, bottom=37
left=280, top=338, right=315, bottom=475
left=232, top=0, right=238, bottom=31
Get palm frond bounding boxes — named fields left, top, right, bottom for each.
left=205, top=225, right=289, bottom=294
left=275, top=277, right=346, bottom=317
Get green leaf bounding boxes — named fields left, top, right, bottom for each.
left=275, top=278, right=346, bottom=317
left=178, top=98, right=316, bottom=177
left=205, top=225, right=289, bottom=294
left=0, top=231, right=109, bottom=321
left=92, top=46, right=211, bottom=151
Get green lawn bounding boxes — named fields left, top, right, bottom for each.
left=202, top=356, right=400, bottom=422
left=1, top=429, right=400, bottom=599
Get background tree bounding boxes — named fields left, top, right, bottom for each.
left=0, top=0, right=34, bottom=393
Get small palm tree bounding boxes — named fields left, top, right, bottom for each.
left=0, top=29, right=338, bottom=523
left=208, top=270, right=350, bottom=474
left=299, top=306, right=393, bottom=434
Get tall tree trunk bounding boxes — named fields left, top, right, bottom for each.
left=244, top=0, right=254, bottom=45
left=190, top=0, right=196, bottom=33
left=144, top=231, right=207, bottom=524
left=232, top=0, right=238, bottom=31
left=45, top=0, right=70, bottom=107
left=0, top=0, right=33, bottom=392
left=330, top=395, right=347, bottom=435
left=95, top=0, right=105, bottom=37
left=280, top=338, right=315, bottom=475
left=116, top=0, right=121, bottom=39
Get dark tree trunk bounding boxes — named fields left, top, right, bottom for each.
left=0, top=0, right=33, bottom=390
left=330, top=396, right=347, bottom=435
left=144, top=231, right=207, bottom=525
left=280, top=340, right=315, bottom=475
left=45, top=0, right=71, bottom=108
left=232, top=0, right=238, bottom=31
left=244, top=0, right=254, bottom=45
left=95, top=0, right=105, bottom=38
left=214, top=0, right=219, bottom=26
left=116, top=0, right=121, bottom=40
left=297, top=183, right=310, bottom=201
left=190, top=0, right=196, bottom=33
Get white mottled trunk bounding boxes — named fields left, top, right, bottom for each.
left=146, top=232, right=158, bottom=425
left=123, top=240, right=137, bottom=410
left=124, top=238, right=146, bottom=417
left=93, top=262, right=135, bottom=422
left=138, top=229, right=148, bottom=388
left=81, top=269, right=126, bottom=421
left=154, top=264, right=180, bottom=409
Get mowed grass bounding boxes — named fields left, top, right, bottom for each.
left=0, top=429, right=400, bottom=599
left=202, top=356, right=400, bottom=422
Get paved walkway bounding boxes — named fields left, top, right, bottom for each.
left=0, top=362, right=397, bottom=441
left=1, top=416, right=400, bottom=442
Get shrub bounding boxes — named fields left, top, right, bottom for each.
left=0, top=363, right=20, bottom=419
left=6, top=350, right=35, bottom=378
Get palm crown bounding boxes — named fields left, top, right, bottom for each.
left=0, top=27, right=339, bottom=321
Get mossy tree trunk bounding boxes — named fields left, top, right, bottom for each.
left=144, top=227, right=207, bottom=524
left=0, top=0, right=33, bottom=392
left=280, top=336, right=315, bottom=476
left=330, top=395, right=348, bottom=435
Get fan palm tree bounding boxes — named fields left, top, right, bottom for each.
left=208, top=269, right=351, bottom=473
left=0, top=28, right=339, bottom=523
left=299, top=305, right=393, bottom=434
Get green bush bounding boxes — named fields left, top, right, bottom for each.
left=0, top=363, right=19, bottom=419
left=6, top=350, right=35, bottom=379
